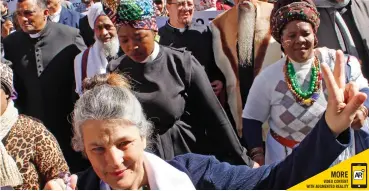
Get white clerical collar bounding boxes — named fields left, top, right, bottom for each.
left=140, top=42, right=160, bottom=63
left=168, top=21, right=186, bottom=33
left=49, top=7, right=62, bottom=22
left=29, top=31, right=42, bottom=38
left=50, top=6, right=62, bottom=16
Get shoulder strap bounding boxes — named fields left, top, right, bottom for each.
left=81, top=48, right=90, bottom=82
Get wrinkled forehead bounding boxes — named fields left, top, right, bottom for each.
left=82, top=119, right=140, bottom=144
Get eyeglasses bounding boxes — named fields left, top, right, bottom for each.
left=168, top=1, right=194, bottom=10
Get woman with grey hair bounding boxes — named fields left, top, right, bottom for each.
left=46, top=59, right=367, bottom=189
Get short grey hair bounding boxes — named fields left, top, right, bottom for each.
left=17, top=0, right=48, bottom=10
left=72, top=85, right=153, bottom=153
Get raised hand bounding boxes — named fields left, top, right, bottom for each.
left=322, top=50, right=367, bottom=136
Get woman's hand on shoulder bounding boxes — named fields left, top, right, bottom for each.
left=322, top=50, right=367, bottom=136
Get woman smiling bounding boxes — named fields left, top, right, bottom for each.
left=45, top=61, right=366, bottom=189
left=242, top=0, right=369, bottom=166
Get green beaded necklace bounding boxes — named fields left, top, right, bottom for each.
left=284, top=56, right=322, bottom=106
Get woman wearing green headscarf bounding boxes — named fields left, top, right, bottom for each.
left=103, top=0, right=254, bottom=166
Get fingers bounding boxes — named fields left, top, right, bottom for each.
left=341, top=93, right=367, bottom=122
left=344, top=82, right=359, bottom=103
left=70, top=174, right=78, bottom=190
left=43, top=180, right=58, bottom=190
left=334, top=50, right=346, bottom=89
left=322, top=62, right=339, bottom=102
left=44, top=179, right=64, bottom=190
left=351, top=111, right=366, bottom=130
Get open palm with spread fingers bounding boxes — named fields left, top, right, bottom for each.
left=323, top=50, right=367, bottom=136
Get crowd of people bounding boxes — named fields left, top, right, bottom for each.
left=1, top=0, right=369, bottom=190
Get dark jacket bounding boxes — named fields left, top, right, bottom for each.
left=3, top=21, right=88, bottom=173
left=59, top=6, right=82, bottom=28
left=79, top=16, right=95, bottom=47
left=76, top=117, right=350, bottom=190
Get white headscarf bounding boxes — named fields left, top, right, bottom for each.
left=87, top=2, right=105, bottom=29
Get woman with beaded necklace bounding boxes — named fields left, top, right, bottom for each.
left=241, top=0, right=369, bottom=165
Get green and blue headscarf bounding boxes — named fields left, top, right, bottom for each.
left=102, top=0, right=158, bottom=31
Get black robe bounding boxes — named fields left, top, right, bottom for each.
left=79, top=16, right=95, bottom=47
left=3, top=21, right=89, bottom=173
left=109, top=45, right=253, bottom=166
left=158, top=22, right=225, bottom=83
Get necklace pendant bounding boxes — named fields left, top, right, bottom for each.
left=302, top=99, right=312, bottom=106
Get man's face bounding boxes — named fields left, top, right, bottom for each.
left=95, top=15, right=119, bottom=57
left=16, top=0, right=48, bottom=34
left=94, top=15, right=117, bottom=43
left=46, top=0, right=60, bottom=15
left=167, top=0, right=194, bottom=27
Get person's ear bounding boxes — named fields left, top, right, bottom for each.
left=141, top=137, right=147, bottom=150
left=166, top=3, right=171, bottom=12
left=43, top=8, right=49, bottom=17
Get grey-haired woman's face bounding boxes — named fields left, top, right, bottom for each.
left=82, top=119, right=147, bottom=189
left=281, top=20, right=315, bottom=62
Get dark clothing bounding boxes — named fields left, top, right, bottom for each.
left=76, top=116, right=350, bottom=190
left=158, top=22, right=225, bottom=83
left=341, top=0, right=369, bottom=78
left=79, top=16, right=95, bottom=47
left=317, top=0, right=369, bottom=78
left=110, top=45, right=253, bottom=166
left=3, top=21, right=89, bottom=173
left=316, top=7, right=342, bottom=50
left=58, top=6, right=82, bottom=28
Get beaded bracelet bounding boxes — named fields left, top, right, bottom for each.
left=251, top=153, right=264, bottom=160
left=250, top=147, right=264, bottom=158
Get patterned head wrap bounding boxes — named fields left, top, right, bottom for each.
left=102, top=0, right=158, bottom=31
left=0, top=62, right=16, bottom=100
left=270, top=0, right=320, bottom=44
